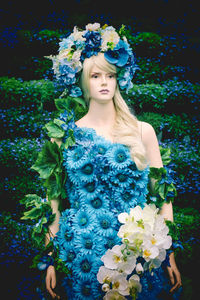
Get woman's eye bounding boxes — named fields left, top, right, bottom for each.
left=91, top=74, right=98, bottom=78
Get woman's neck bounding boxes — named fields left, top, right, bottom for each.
left=86, top=99, right=116, bottom=128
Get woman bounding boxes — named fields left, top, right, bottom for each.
left=39, top=24, right=181, bottom=299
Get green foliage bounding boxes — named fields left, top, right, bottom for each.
left=0, top=77, right=56, bottom=110
left=20, top=194, right=55, bottom=247
left=31, top=141, right=67, bottom=201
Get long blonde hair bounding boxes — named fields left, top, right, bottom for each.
left=80, top=53, right=148, bottom=170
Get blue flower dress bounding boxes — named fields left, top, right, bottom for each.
left=53, top=118, right=181, bottom=300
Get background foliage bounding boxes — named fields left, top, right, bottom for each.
left=0, top=1, right=200, bottom=299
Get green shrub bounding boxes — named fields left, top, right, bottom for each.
left=0, top=138, right=45, bottom=212
left=137, top=112, right=199, bottom=141
left=0, top=77, right=56, bottom=110
left=128, top=80, right=200, bottom=114
left=0, top=107, right=56, bottom=139
left=130, top=32, right=163, bottom=57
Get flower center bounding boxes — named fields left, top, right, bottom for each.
left=65, top=231, right=73, bottom=241
left=85, top=182, right=95, bottom=192
left=81, top=163, right=93, bottom=175
left=91, top=198, right=102, bottom=208
left=117, top=173, right=127, bottom=182
left=67, top=250, right=76, bottom=262
left=81, top=259, right=91, bottom=273
left=123, top=192, right=132, bottom=202
left=98, top=146, right=106, bottom=154
left=79, top=216, right=88, bottom=226
left=82, top=284, right=91, bottom=296
left=116, top=151, right=126, bottom=162
left=85, top=238, right=93, bottom=249
left=100, top=219, right=111, bottom=229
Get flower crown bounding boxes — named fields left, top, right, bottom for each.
left=49, top=23, right=137, bottom=98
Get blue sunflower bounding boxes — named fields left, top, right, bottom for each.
left=109, top=168, right=133, bottom=189
left=81, top=193, right=110, bottom=213
left=72, top=208, right=97, bottom=233
left=67, top=186, right=81, bottom=209
left=106, top=144, right=132, bottom=170
left=59, top=244, right=77, bottom=269
left=64, top=145, right=86, bottom=170
left=74, top=231, right=103, bottom=256
left=78, top=180, right=103, bottom=201
left=103, top=232, right=121, bottom=252
left=55, top=218, right=76, bottom=249
left=113, top=189, right=138, bottom=213
left=73, top=253, right=101, bottom=281
left=73, top=278, right=98, bottom=300
left=95, top=209, right=117, bottom=237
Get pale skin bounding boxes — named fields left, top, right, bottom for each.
left=45, top=66, right=182, bottom=298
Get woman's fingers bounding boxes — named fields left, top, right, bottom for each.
left=167, top=266, right=182, bottom=293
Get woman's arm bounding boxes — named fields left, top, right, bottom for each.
left=45, top=138, right=62, bottom=299
left=140, top=121, right=182, bottom=292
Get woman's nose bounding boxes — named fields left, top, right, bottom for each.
left=101, top=75, right=107, bottom=85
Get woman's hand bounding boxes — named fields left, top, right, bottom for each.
left=46, top=265, right=60, bottom=299
left=167, top=252, right=182, bottom=293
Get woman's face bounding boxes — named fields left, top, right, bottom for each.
left=89, top=65, right=117, bottom=103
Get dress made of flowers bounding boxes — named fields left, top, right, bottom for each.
left=54, top=118, right=180, bottom=300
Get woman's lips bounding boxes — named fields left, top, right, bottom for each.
left=99, top=89, right=109, bottom=93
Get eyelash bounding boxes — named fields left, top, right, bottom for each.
left=91, top=74, right=115, bottom=78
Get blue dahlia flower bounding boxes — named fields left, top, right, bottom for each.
left=113, top=189, right=138, bottom=212
left=74, top=231, right=103, bottom=256
left=82, top=193, right=110, bottom=212
left=78, top=180, right=103, bottom=201
left=109, top=169, right=133, bottom=189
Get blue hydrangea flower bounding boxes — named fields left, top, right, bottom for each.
left=58, top=62, right=78, bottom=86
left=82, top=31, right=102, bottom=58
left=106, top=144, right=132, bottom=170
left=69, top=85, right=82, bottom=97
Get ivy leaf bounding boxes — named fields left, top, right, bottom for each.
left=21, top=207, right=42, bottom=220
left=160, top=146, right=171, bottom=166
left=31, top=141, right=61, bottom=179
left=45, top=120, right=65, bottom=138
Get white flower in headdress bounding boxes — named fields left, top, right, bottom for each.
left=86, top=23, right=101, bottom=31
left=101, top=30, right=120, bottom=51
left=72, top=26, right=86, bottom=42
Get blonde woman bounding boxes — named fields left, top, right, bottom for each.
left=34, top=24, right=182, bottom=299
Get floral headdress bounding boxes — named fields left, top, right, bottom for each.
left=48, top=23, right=138, bottom=98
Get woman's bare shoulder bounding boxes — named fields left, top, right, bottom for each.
left=138, top=120, right=156, bottom=140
